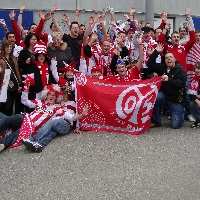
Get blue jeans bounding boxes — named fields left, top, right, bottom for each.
left=189, top=101, right=200, bottom=123
left=29, top=118, right=71, bottom=148
left=184, top=78, right=192, bottom=118
left=0, top=112, right=24, bottom=148
left=152, top=91, right=185, bottom=129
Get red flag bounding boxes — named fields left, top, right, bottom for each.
left=76, top=75, right=162, bottom=135
left=9, top=114, right=36, bottom=148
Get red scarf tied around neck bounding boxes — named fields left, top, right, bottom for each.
left=34, top=60, right=49, bottom=87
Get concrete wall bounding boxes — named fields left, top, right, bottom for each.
left=0, top=0, right=200, bottom=32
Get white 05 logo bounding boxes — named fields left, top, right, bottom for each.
left=76, top=73, right=87, bottom=86
left=116, top=84, right=158, bottom=124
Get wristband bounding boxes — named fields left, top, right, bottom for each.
left=19, top=13, right=23, bottom=14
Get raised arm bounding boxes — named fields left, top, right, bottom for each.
left=109, top=8, right=115, bottom=23
left=51, top=4, right=64, bottom=33
left=83, top=11, right=99, bottom=46
left=185, top=8, right=194, bottom=30
left=9, top=10, right=21, bottom=46
left=74, top=8, right=80, bottom=22
left=0, top=19, right=9, bottom=36
left=135, top=37, right=144, bottom=70
left=35, top=11, right=51, bottom=39
left=157, top=11, right=167, bottom=29
left=129, top=7, right=136, bottom=22
left=17, top=3, right=26, bottom=32
left=62, top=13, right=71, bottom=31
left=184, top=23, right=196, bottom=52
left=98, top=20, right=107, bottom=42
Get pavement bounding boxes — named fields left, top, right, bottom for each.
left=1, top=115, right=200, bottom=200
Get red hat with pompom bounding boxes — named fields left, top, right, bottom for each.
left=34, top=41, right=47, bottom=54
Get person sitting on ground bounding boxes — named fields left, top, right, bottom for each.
left=0, top=82, right=89, bottom=153
left=22, top=85, right=89, bottom=153
left=147, top=43, right=187, bottom=129
left=188, top=62, right=200, bottom=128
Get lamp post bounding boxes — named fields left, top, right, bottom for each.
left=145, top=0, right=154, bottom=28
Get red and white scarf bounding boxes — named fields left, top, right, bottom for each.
left=188, top=75, right=200, bottom=95
left=34, top=60, right=49, bottom=87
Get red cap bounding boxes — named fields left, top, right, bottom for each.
left=91, top=66, right=101, bottom=72
left=126, top=28, right=135, bottom=33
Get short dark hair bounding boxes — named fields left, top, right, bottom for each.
left=70, top=21, right=79, bottom=29
left=79, top=24, right=85, bottom=28
left=50, top=22, right=54, bottom=29
left=195, top=30, right=200, bottom=34
left=171, top=31, right=179, bottom=37
left=28, top=23, right=37, bottom=31
left=6, top=31, right=15, bottom=39
left=35, top=53, right=48, bottom=62
left=165, top=51, right=175, bottom=57
left=24, top=33, right=39, bottom=48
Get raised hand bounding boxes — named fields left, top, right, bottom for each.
left=39, top=11, right=45, bottom=20
left=51, top=4, right=57, bottom=12
left=114, top=46, right=120, bottom=55
left=123, top=14, right=129, bottom=19
left=75, top=8, right=81, bottom=16
left=26, top=58, right=31, bottom=64
left=89, top=16, right=94, bottom=25
left=165, top=22, right=171, bottom=30
left=92, top=9, right=99, bottom=15
left=20, top=3, right=26, bottom=12
left=161, top=11, right=167, bottom=21
left=185, top=8, right=190, bottom=16
left=108, top=21, right=116, bottom=26
left=0, top=19, right=5, bottom=25
left=62, top=13, right=70, bottom=22
left=147, top=46, right=154, bottom=55
left=51, top=57, right=57, bottom=65
left=44, top=12, right=51, bottom=21
left=130, top=7, right=136, bottom=15
left=136, top=37, right=142, bottom=45
left=9, top=10, right=16, bottom=20
left=155, top=43, right=164, bottom=53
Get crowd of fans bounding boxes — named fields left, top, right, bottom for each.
left=0, top=4, right=200, bottom=153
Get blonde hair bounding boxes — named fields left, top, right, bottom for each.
left=51, top=32, right=64, bottom=40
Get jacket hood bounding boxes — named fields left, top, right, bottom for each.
left=48, top=42, right=68, bottom=51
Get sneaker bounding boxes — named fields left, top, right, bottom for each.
left=187, top=115, right=195, bottom=122
left=22, top=138, right=35, bottom=151
left=191, top=122, right=200, bottom=128
left=0, top=144, right=5, bottom=152
left=168, top=116, right=170, bottom=120
left=32, top=142, right=43, bottom=153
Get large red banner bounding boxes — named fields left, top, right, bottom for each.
left=76, top=74, right=162, bottom=135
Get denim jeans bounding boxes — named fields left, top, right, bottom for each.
left=0, top=112, right=24, bottom=148
left=152, top=91, right=185, bottom=129
left=29, top=118, right=71, bottom=148
left=184, top=78, right=192, bottom=118
left=189, top=101, right=200, bottom=123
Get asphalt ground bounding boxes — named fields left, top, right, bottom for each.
left=1, top=115, right=200, bottom=200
